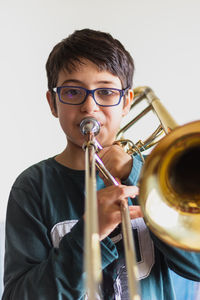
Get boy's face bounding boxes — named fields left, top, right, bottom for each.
left=47, top=59, right=133, bottom=149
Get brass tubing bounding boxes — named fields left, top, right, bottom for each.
left=94, top=149, right=141, bottom=300
left=142, top=87, right=178, bottom=133
left=84, top=139, right=102, bottom=300
left=81, top=117, right=141, bottom=299
left=116, top=105, right=152, bottom=138
left=81, top=118, right=102, bottom=299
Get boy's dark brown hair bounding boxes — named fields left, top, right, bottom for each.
left=46, top=28, right=134, bottom=104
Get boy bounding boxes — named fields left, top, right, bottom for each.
left=2, top=29, right=200, bottom=300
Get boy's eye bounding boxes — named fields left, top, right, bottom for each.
left=61, top=88, right=83, bottom=98
left=97, top=89, right=115, bottom=96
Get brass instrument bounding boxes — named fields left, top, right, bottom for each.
left=118, top=86, right=200, bottom=251
left=80, top=118, right=102, bottom=300
left=80, top=86, right=200, bottom=299
left=80, top=118, right=140, bottom=300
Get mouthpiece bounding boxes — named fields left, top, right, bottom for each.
left=80, top=117, right=100, bottom=136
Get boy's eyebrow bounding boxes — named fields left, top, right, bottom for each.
left=60, top=79, right=117, bottom=86
left=60, top=79, right=82, bottom=85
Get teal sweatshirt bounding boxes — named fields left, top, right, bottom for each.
left=2, top=156, right=200, bottom=299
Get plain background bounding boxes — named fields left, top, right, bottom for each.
left=0, top=0, right=200, bottom=221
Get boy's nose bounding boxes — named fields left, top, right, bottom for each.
left=80, top=94, right=99, bottom=113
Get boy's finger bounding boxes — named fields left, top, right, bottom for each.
left=115, top=185, right=139, bottom=199
left=129, top=205, right=143, bottom=219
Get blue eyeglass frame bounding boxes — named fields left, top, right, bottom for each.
left=52, top=86, right=130, bottom=107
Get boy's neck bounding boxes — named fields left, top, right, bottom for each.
left=55, top=143, right=85, bottom=170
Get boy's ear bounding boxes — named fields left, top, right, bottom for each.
left=122, top=89, right=134, bottom=117
left=46, top=91, right=58, bottom=118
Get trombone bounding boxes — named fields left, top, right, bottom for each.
left=80, top=117, right=140, bottom=300
left=80, top=86, right=200, bottom=299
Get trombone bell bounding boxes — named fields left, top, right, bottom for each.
left=139, top=120, right=200, bottom=251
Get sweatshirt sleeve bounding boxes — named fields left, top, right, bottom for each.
left=150, top=231, right=200, bottom=282
left=2, top=186, right=118, bottom=300
left=123, top=154, right=143, bottom=186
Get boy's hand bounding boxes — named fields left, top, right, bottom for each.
left=97, top=144, right=132, bottom=183
left=96, top=184, right=141, bottom=240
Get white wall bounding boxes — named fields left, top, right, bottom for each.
left=0, top=0, right=200, bottom=221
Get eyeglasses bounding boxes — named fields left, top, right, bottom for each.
left=52, top=86, right=129, bottom=107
